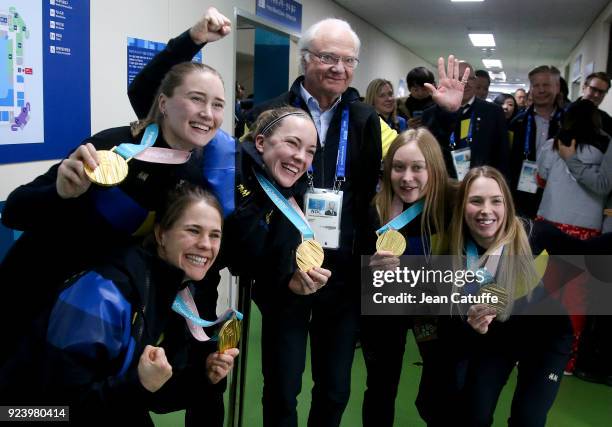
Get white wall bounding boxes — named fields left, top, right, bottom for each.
left=1, top=0, right=430, bottom=200
left=561, top=1, right=612, bottom=114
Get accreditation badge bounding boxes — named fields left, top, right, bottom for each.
left=517, top=160, right=538, bottom=193
left=304, top=188, right=343, bottom=249
left=451, top=147, right=471, bottom=181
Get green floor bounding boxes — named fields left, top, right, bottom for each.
left=153, top=306, right=612, bottom=426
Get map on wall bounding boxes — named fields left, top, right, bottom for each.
left=0, top=0, right=90, bottom=165
left=0, top=4, right=44, bottom=144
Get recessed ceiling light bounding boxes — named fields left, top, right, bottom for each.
left=469, top=33, right=496, bottom=47
left=452, top=0, right=484, bottom=2
left=482, top=59, right=502, bottom=68
left=490, top=71, right=507, bottom=82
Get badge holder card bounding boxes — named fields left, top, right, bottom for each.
left=451, top=147, right=471, bottom=181
left=304, top=189, right=343, bottom=249
left=517, top=160, right=538, bottom=194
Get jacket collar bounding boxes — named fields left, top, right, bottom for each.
left=289, top=76, right=361, bottom=108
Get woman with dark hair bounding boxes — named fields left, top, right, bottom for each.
left=493, top=93, right=518, bottom=122
left=365, top=78, right=407, bottom=132
left=0, top=183, right=238, bottom=426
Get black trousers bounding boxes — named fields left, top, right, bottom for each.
left=361, top=316, right=468, bottom=427
left=461, top=317, right=572, bottom=427
left=257, top=285, right=359, bottom=427
left=576, top=315, right=612, bottom=375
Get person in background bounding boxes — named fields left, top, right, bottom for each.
left=509, top=65, right=562, bottom=219
left=422, top=61, right=510, bottom=181
left=474, top=69, right=491, bottom=100
left=557, top=77, right=571, bottom=109
left=536, top=98, right=610, bottom=375
left=514, top=88, right=528, bottom=111
left=558, top=118, right=612, bottom=386
left=365, top=78, right=407, bottom=132
left=578, top=71, right=612, bottom=135
left=397, top=66, right=436, bottom=129
left=493, top=93, right=518, bottom=123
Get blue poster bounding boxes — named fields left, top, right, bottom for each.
left=127, top=37, right=202, bottom=88
left=256, top=0, right=302, bottom=33
left=0, top=0, right=91, bottom=165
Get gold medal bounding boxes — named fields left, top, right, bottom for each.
left=478, top=284, right=508, bottom=315
left=85, top=150, right=129, bottom=186
left=376, top=229, right=406, bottom=256
left=296, top=239, right=324, bottom=272
left=218, top=315, right=242, bottom=352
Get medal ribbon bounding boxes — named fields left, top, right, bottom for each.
left=463, top=240, right=503, bottom=295
left=113, top=124, right=192, bottom=164
left=376, top=199, right=425, bottom=235
left=114, top=123, right=159, bottom=159
left=172, top=287, right=243, bottom=342
left=254, top=171, right=315, bottom=240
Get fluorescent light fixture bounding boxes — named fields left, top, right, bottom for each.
left=482, top=59, right=502, bottom=68
left=469, top=33, right=496, bottom=47
left=452, top=0, right=484, bottom=2
left=490, top=71, right=507, bottom=82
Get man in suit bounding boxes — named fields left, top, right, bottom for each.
left=422, top=61, right=510, bottom=180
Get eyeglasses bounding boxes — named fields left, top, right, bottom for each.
left=305, top=50, right=359, bottom=69
left=585, top=85, right=609, bottom=96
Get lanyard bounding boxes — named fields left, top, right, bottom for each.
left=376, top=199, right=425, bottom=235
left=449, top=111, right=475, bottom=149
left=524, top=113, right=533, bottom=157
left=114, top=124, right=159, bottom=159
left=254, top=171, right=315, bottom=240
left=463, top=240, right=503, bottom=294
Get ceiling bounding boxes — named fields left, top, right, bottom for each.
left=334, top=0, right=610, bottom=86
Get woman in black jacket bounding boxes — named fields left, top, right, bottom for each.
left=0, top=183, right=238, bottom=426
left=453, top=166, right=611, bottom=426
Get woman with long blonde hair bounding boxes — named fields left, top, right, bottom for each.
left=365, top=78, right=407, bottom=132
left=361, top=127, right=460, bottom=426
left=452, top=166, right=574, bottom=426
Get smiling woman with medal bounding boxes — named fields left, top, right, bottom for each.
left=0, top=14, right=241, bottom=426
left=0, top=183, right=240, bottom=425
left=361, top=127, right=460, bottom=427
left=449, top=166, right=579, bottom=427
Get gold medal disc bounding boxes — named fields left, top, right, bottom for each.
left=478, top=284, right=508, bottom=315
left=296, top=239, right=324, bottom=272
left=376, top=229, right=407, bottom=256
left=85, top=150, right=129, bottom=186
left=218, top=316, right=242, bottom=352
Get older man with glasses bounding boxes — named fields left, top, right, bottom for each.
left=245, top=18, right=468, bottom=427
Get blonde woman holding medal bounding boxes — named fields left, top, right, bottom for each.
left=0, top=183, right=239, bottom=426
left=449, top=166, right=574, bottom=427
left=0, top=8, right=233, bottom=370
left=361, top=127, right=461, bottom=427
